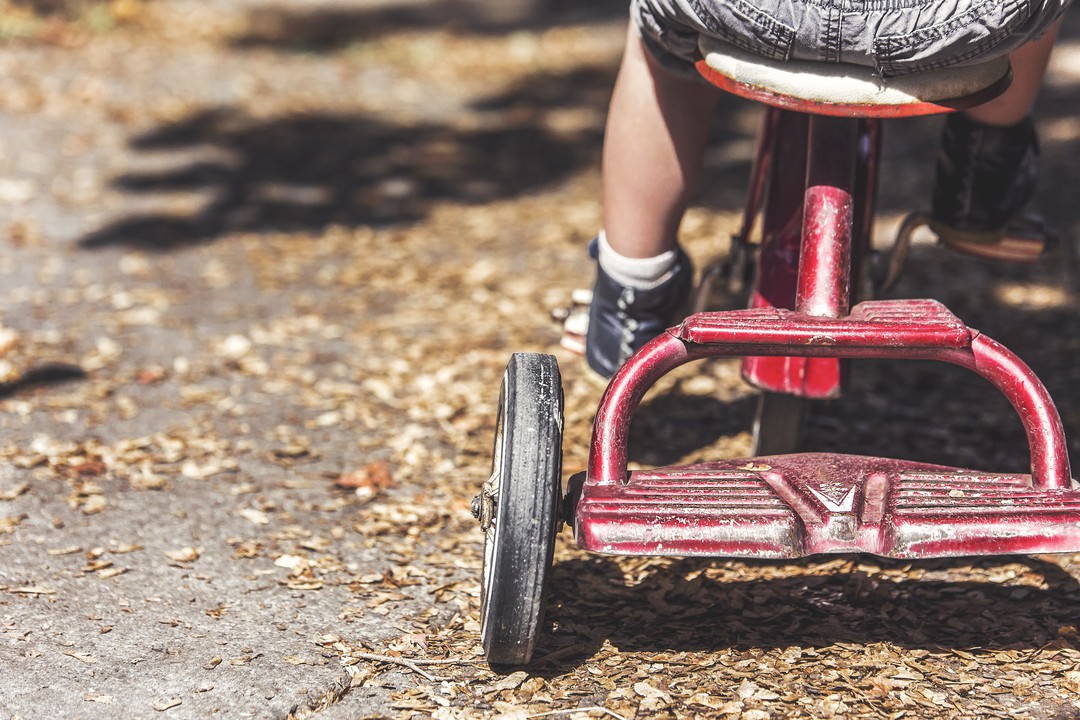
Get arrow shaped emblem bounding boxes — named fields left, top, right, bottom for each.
left=807, top=485, right=856, bottom=513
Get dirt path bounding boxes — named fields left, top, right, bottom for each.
left=1, top=2, right=1079, bottom=718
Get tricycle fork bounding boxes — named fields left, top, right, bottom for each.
left=741, top=111, right=879, bottom=399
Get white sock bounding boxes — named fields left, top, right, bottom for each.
left=596, top=230, right=678, bottom=290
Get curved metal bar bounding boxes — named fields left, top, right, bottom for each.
left=587, top=332, right=703, bottom=486
left=941, top=333, right=1072, bottom=489
left=588, top=331, right=1072, bottom=489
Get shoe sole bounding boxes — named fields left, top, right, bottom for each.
left=929, top=219, right=1047, bottom=264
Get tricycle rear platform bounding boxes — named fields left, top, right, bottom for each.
left=570, top=453, right=1080, bottom=559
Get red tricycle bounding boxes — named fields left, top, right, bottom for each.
left=473, top=40, right=1076, bottom=665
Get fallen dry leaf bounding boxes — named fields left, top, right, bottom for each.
left=81, top=495, right=107, bottom=515
left=8, top=586, right=55, bottom=595
left=83, top=694, right=114, bottom=704
left=335, top=460, right=395, bottom=502
left=0, top=515, right=25, bottom=533
left=63, top=650, right=96, bottom=664
left=0, top=483, right=28, bottom=501
left=0, top=326, right=19, bottom=356
left=238, top=508, right=269, bottom=525
left=111, top=544, right=144, bottom=554
left=164, top=547, right=200, bottom=563
left=230, top=654, right=262, bottom=666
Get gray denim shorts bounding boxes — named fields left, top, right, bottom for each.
left=633, top=0, right=1070, bottom=78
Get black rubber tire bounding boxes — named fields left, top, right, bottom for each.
left=751, top=391, right=807, bottom=456
left=480, top=353, right=563, bottom=665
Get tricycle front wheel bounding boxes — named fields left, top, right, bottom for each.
left=479, top=353, right=563, bottom=665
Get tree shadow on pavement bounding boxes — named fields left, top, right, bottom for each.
left=231, top=0, right=631, bottom=51
left=80, top=107, right=597, bottom=249
left=78, top=64, right=755, bottom=251
left=78, top=66, right=614, bottom=249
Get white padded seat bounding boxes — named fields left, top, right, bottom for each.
left=698, top=37, right=1010, bottom=115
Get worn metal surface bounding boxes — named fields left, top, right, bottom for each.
left=797, top=116, right=856, bottom=318
left=739, top=110, right=850, bottom=399
left=574, top=453, right=1080, bottom=558
left=797, top=186, right=854, bottom=317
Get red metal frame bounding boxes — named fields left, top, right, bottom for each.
left=574, top=300, right=1076, bottom=558
left=741, top=112, right=876, bottom=398
left=568, top=57, right=1076, bottom=562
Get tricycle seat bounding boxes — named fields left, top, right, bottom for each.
left=696, top=38, right=1011, bottom=118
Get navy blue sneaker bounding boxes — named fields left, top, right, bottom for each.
left=930, top=113, right=1039, bottom=247
left=584, top=240, right=693, bottom=379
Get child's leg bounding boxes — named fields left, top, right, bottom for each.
left=965, top=22, right=1060, bottom=126
left=602, top=25, right=720, bottom=259
left=583, top=25, right=720, bottom=379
